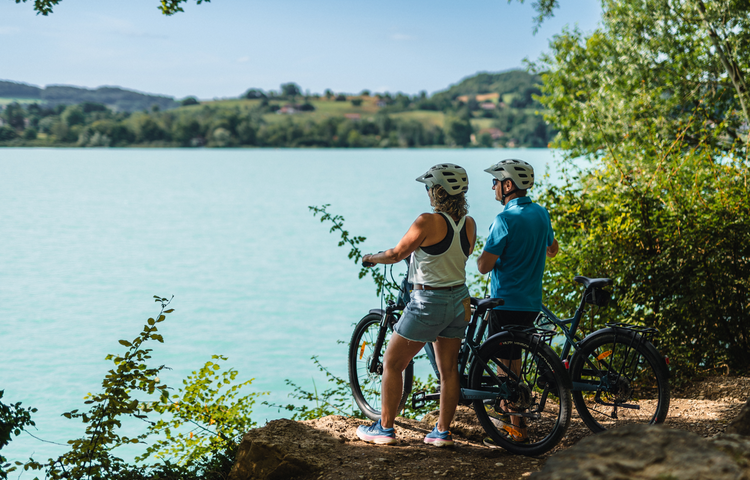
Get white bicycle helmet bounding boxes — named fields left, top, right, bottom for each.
left=484, top=159, right=535, bottom=189
left=416, top=163, right=469, bottom=195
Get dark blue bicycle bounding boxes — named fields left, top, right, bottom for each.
left=536, top=276, right=670, bottom=432
left=348, top=289, right=573, bottom=456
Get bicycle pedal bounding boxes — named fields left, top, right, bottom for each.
left=412, top=390, right=426, bottom=409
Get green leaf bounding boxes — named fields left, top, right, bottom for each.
left=118, top=340, right=132, bottom=347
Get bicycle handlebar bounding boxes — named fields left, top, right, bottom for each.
left=362, top=250, right=386, bottom=268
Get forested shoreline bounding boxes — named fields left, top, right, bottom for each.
left=0, top=70, right=554, bottom=148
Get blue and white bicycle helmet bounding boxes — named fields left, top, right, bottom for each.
left=416, top=163, right=469, bottom=195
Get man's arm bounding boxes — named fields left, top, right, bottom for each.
left=547, top=238, right=559, bottom=258
left=477, top=250, right=499, bottom=274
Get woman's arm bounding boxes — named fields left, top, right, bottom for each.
left=362, top=214, right=433, bottom=265
left=466, top=216, right=477, bottom=255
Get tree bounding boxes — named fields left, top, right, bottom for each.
left=536, top=1, right=750, bottom=163
left=61, top=105, right=85, bottom=126
left=3, top=102, right=26, bottom=130
left=280, top=82, right=301, bottom=98
left=0, top=391, right=36, bottom=479
left=0, top=126, right=17, bottom=141
left=532, top=0, right=750, bottom=383
left=243, top=89, right=265, bottom=100
left=16, top=0, right=211, bottom=16
left=445, top=116, right=472, bottom=147
left=180, top=96, right=200, bottom=106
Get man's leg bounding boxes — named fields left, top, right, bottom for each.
left=500, top=358, right=527, bottom=439
left=380, top=333, right=425, bottom=429
left=433, top=336, right=462, bottom=432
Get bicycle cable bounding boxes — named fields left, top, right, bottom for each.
left=380, top=263, right=386, bottom=313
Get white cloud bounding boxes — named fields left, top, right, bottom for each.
left=0, top=26, right=21, bottom=35
left=237, top=56, right=250, bottom=63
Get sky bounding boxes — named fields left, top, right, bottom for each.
left=1, top=0, right=601, bottom=100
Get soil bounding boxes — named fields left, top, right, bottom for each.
left=271, top=376, right=750, bottom=480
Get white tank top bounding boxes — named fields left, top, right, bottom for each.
left=408, top=213, right=468, bottom=287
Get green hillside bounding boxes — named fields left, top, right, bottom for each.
left=0, top=70, right=553, bottom=148
left=432, top=70, right=543, bottom=109
left=0, top=80, right=179, bottom=112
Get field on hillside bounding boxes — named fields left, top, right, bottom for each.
left=0, top=98, right=40, bottom=105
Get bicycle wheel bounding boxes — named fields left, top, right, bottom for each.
left=469, top=332, right=572, bottom=456
left=348, top=313, right=413, bottom=421
left=569, top=329, right=670, bottom=433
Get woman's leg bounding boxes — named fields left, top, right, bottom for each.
left=380, top=333, right=425, bottom=429
left=433, top=336, right=462, bottom=432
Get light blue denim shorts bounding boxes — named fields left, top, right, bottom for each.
left=394, top=284, right=470, bottom=343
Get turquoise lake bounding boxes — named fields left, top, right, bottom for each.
left=0, top=148, right=564, bottom=465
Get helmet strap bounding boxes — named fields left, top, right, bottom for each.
left=501, top=180, right=519, bottom=205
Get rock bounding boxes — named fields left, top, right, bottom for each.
left=726, top=398, right=750, bottom=436
left=530, top=424, right=748, bottom=480
left=711, top=434, right=750, bottom=470
left=228, top=418, right=338, bottom=480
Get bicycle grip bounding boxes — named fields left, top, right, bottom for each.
left=362, top=251, right=384, bottom=268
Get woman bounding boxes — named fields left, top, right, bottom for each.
left=356, top=163, right=476, bottom=447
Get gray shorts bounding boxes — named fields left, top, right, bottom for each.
left=394, top=285, right=470, bottom=343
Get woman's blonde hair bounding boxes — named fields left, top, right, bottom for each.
left=430, top=185, right=468, bottom=219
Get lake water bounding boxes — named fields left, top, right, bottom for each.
left=0, top=147, right=563, bottom=466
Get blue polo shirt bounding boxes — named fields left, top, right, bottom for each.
left=484, top=197, right=554, bottom=311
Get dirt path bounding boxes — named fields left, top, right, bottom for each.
left=292, top=377, right=750, bottom=480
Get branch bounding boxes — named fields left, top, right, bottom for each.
left=15, top=0, right=209, bottom=16
left=694, top=0, right=750, bottom=129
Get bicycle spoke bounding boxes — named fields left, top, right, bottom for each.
left=571, top=332, right=669, bottom=432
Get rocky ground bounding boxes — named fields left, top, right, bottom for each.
left=229, top=376, right=750, bottom=480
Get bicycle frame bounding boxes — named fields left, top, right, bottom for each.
left=415, top=300, right=542, bottom=405
left=538, top=286, right=664, bottom=395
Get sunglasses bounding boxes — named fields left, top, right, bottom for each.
left=425, top=185, right=430, bottom=191
left=492, top=178, right=499, bottom=187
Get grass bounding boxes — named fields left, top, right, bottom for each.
left=390, top=110, right=446, bottom=127
left=0, top=97, right=41, bottom=105
left=470, top=118, right=495, bottom=130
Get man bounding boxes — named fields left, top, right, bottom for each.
left=476, top=159, right=558, bottom=445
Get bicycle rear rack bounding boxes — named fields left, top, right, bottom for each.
left=605, top=322, right=659, bottom=343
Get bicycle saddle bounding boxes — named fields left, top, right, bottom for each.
left=574, top=276, right=613, bottom=288
left=475, top=297, right=504, bottom=313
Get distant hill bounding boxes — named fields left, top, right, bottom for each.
left=0, top=80, right=179, bottom=112
left=432, top=70, right=542, bottom=108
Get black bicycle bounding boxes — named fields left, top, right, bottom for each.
left=348, top=290, right=572, bottom=456
left=536, top=276, right=670, bottom=432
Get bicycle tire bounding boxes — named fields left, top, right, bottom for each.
left=569, top=329, right=670, bottom=433
left=348, top=313, right=413, bottom=421
left=469, top=332, right=572, bottom=456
